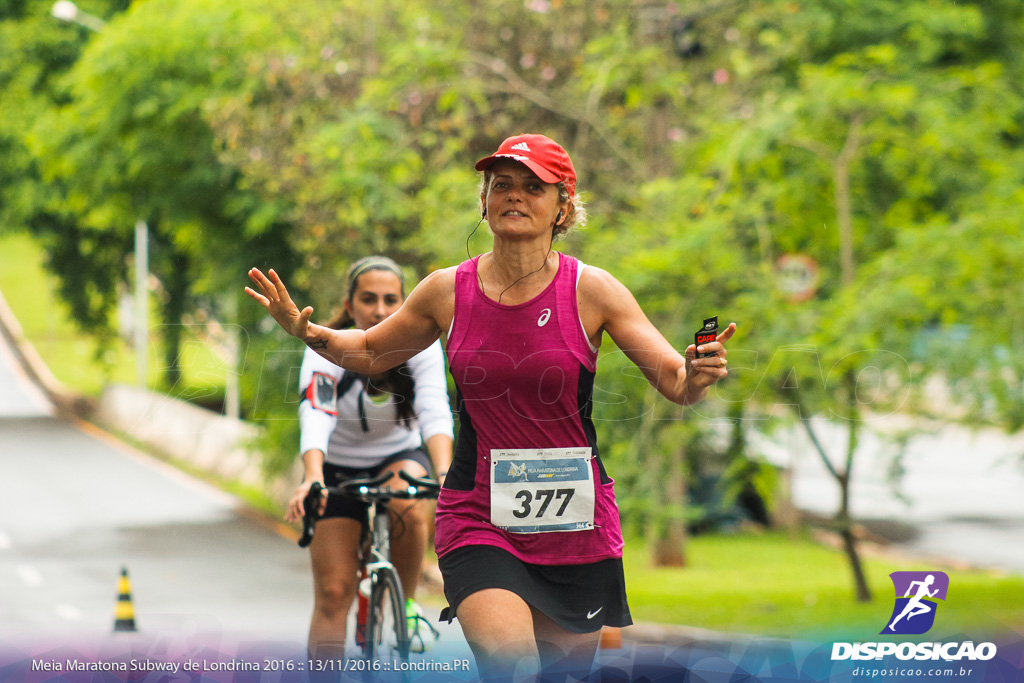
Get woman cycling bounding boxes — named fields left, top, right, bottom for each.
left=287, top=256, right=453, bottom=660
left=249, top=135, right=735, bottom=679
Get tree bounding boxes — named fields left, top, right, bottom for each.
left=0, top=0, right=134, bottom=352
left=29, top=0, right=303, bottom=388
left=607, top=0, right=1024, bottom=597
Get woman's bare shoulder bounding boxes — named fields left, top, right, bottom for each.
left=402, top=265, right=459, bottom=323
left=578, top=264, right=633, bottom=310
left=421, top=265, right=459, bottom=288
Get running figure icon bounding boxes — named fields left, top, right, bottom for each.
left=507, top=462, right=528, bottom=480
left=887, top=574, right=938, bottom=632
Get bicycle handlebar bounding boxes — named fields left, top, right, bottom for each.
left=297, top=471, right=441, bottom=548
left=397, top=469, right=442, bottom=494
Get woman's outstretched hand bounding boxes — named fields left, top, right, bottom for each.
left=678, top=322, right=737, bottom=401
left=245, top=267, right=314, bottom=339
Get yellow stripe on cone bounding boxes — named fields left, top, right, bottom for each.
left=114, top=566, right=137, bottom=632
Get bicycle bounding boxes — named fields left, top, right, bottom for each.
left=298, top=470, right=441, bottom=664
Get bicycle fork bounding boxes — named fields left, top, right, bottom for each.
left=354, top=559, right=392, bottom=650
left=355, top=508, right=395, bottom=654
left=354, top=566, right=370, bottom=649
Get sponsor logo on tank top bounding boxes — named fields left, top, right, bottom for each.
left=537, top=308, right=552, bottom=327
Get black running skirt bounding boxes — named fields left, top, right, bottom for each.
left=438, top=545, right=632, bottom=633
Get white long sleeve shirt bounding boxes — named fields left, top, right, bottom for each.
left=298, top=340, right=454, bottom=468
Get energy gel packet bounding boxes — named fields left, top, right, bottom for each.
left=694, top=316, right=719, bottom=358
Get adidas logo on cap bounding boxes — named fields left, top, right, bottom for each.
left=474, top=134, right=578, bottom=197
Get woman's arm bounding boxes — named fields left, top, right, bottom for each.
left=297, top=347, right=342, bottom=456
left=578, top=266, right=736, bottom=406
left=246, top=266, right=455, bottom=374
left=408, top=340, right=455, bottom=483
left=424, top=434, right=453, bottom=486
left=288, top=348, right=340, bottom=522
left=286, top=448, right=326, bottom=522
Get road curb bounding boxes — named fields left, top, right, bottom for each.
left=0, top=285, right=92, bottom=417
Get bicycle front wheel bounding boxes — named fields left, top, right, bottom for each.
left=365, top=567, right=409, bottom=664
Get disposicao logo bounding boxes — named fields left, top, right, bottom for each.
left=882, top=571, right=948, bottom=635
left=831, top=570, right=997, bottom=663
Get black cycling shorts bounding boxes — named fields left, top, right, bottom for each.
left=321, top=448, right=432, bottom=523
left=438, top=544, right=632, bottom=633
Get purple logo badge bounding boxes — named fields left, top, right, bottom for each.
left=881, top=571, right=949, bottom=635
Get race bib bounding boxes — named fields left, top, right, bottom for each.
left=490, top=447, right=595, bottom=533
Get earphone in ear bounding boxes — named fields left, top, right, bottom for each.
left=481, top=207, right=487, bottom=218
left=555, top=211, right=563, bottom=224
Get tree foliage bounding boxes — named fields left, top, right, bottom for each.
left=594, top=0, right=1024, bottom=589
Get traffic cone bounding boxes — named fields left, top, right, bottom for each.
left=113, top=566, right=137, bottom=632
left=599, top=626, right=621, bottom=650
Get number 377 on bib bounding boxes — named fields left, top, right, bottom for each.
left=489, top=448, right=596, bottom=534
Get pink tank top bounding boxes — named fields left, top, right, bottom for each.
left=434, top=254, right=624, bottom=565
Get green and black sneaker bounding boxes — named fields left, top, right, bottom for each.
left=406, top=599, right=440, bottom=654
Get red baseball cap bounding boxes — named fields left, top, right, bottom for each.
left=475, top=134, right=577, bottom=197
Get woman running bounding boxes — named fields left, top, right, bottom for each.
left=287, top=256, right=453, bottom=659
left=248, top=135, right=735, bottom=678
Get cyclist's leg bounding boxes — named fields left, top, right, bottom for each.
left=457, top=588, right=541, bottom=680
left=308, top=517, right=362, bottom=659
left=530, top=607, right=600, bottom=673
left=380, top=456, right=430, bottom=599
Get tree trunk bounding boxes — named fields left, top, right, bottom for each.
left=652, top=450, right=687, bottom=567
left=838, top=481, right=873, bottom=602
left=160, top=248, right=190, bottom=391
left=795, top=387, right=872, bottom=602
left=840, top=371, right=872, bottom=602
left=775, top=461, right=800, bottom=535
left=839, top=524, right=872, bottom=602
left=835, top=114, right=864, bottom=287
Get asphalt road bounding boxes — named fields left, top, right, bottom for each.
left=0, top=343, right=309, bottom=643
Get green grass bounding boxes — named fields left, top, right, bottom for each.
left=0, top=232, right=134, bottom=394
left=0, top=231, right=229, bottom=400
left=623, top=530, right=1024, bottom=639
